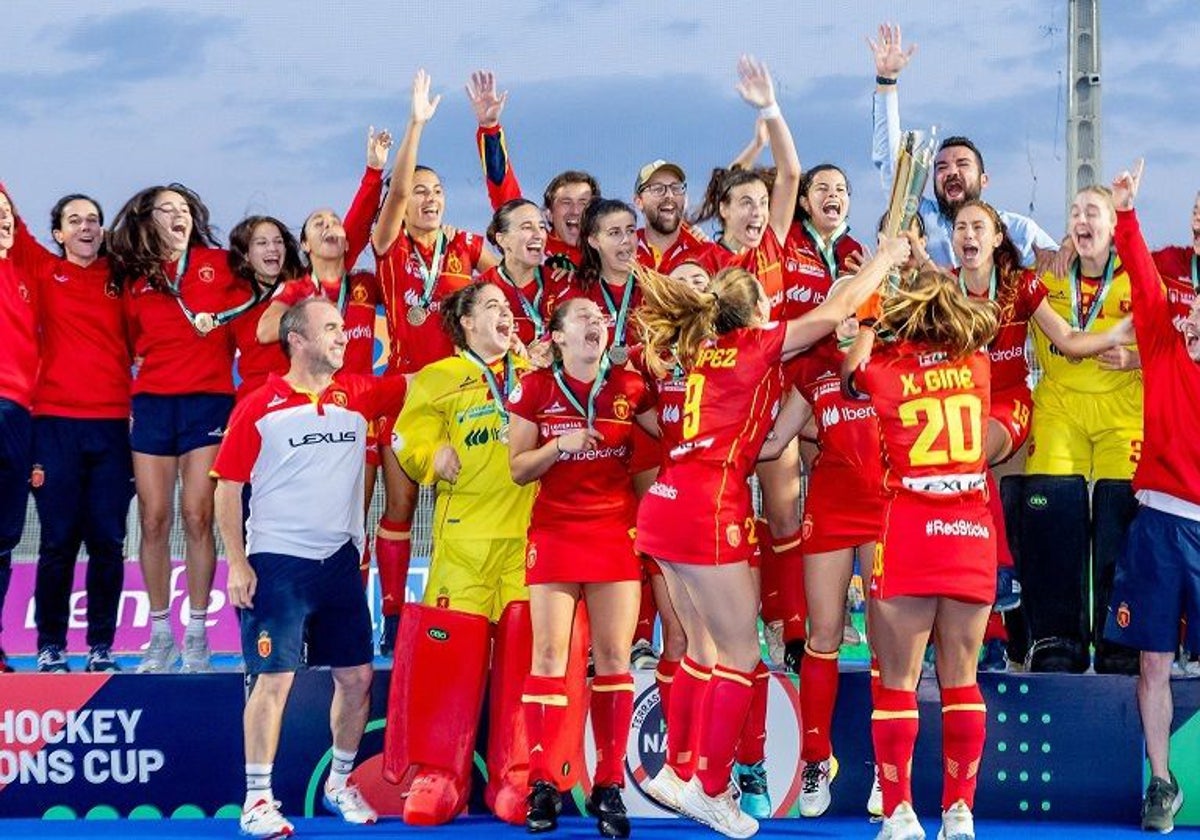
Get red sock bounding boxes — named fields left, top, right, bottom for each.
left=375, top=517, right=412, bottom=617
left=800, top=644, right=840, bottom=762
left=872, top=686, right=919, bottom=817
left=777, top=532, right=808, bottom=642
left=983, top=612, right=1008, bottom=643
left=696, top=665, right=756, bottom=797
left=591, top=674, right=635, bottom=787
left=941, top=684, right=987, bottom=809
left=666, top=657, right=711, bottom=780
left=759, top=524, right=784, bottom=624
left=735, top=662, right=770, bottom=764
left=869, top=656, right=881, bottom=705
left=655, top=658, right=680, bottom=722
left=635, top=575, right=656, bottom=646
left=986, top=472, right=1013, bottom=570
left=522, top=674, right=568, bottom=785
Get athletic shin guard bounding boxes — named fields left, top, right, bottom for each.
left=1092, top=479, right=1141, bottom=674
left=735, top=662, right=770, bottom=765
left=666, top=657, right=711, bottom=780
left=799, top=645, right=840, bottom=763
left=872, top=686, right=919, bottom=817
left=375, top=517, right=412, bottom=618
left=591, top=673, right=635, bottom=786
left=384, top=604, right=490, bottom=825
left=696, top=665, right=756, bottom=797
left=940, top=684, right=987, bottom=810
left=1017, top=475, right=1090, bottom=672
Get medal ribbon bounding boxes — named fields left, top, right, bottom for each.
left=463, top=349, right=515, bottom=424
left=957, top=266, right=997, bottom=302
left=310, top=272, right=350, bottom=315
left=499, top=264, right=546, bottom=337
left=551, top=360, right=608, bottom=429
left=802, top=220, right=847, bottom=281
left=1191, top=252, right=1198, bottom=294
left=411, top=230, right=447, bottom=307
left=598, top=276, right=634, bottom=348
left=163, top=249, right=205, bottom=329
left=1067, top=254, right=1116, bottom=331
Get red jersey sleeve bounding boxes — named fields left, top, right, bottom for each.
left=505, top=369, right=547, bottom=423
left=1115, top=209, right=1174, bottom=362
left=343, top=167, right=385, bottom=269
left=477, top=123, right=524, bottom=210
left=9, top=212, right=57, bottom=288
left=1016, top=269, right=1049, bottom=320
left=211, top=393, right=265, bottom=482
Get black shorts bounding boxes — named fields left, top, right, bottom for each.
left=239, top=540, right=373, bottom=674
left=130, top=393, right=233, bottom=456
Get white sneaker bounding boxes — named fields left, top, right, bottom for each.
left=644, top=764, right=688, bottom=813
left=180, top=632, right=213, bottom=674
left=631, top=639, right=660, bottom=671
left=799, top=756, right=837, bottom=817
left=323, top=782, right=377, bottom=824
left=937, top=800, right=974, bottom=840
left=877, top=801, right=925, bottom=840
left=867, top=764, right=884, bottom=817
left=240, top=798, right=294, bottom=838
left=136, top=634, right=179, bottom=674
left=762, top=620, right=785, bottom=669
left=677, top=776, right=759, bottom=838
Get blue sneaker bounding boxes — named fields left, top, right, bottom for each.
left=994, top=566, right=1021, bottom=613
left=733, top=760, right=771, bottom=819
left=37, top=645, right=70, bottom=673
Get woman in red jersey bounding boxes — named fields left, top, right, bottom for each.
left=634, top=232, right=908, bottom=839
left=840, top=269, right=1002, bottom=840
left=6, top=190, right=134, bottom=673
left=508, top=297, right=655, bottom=837
left=0, top=186, right=36, bottom=672
left=109, top=182, right=254, bottom=674
left=370, top=71, right=497, bottom=648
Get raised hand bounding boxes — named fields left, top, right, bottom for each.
left=1111, top=158, right=1145, bottom=211
left=465, top=70, right=508, bottom=128
left=412, top=68, right=442, bottom=125
left=736, top=55, right=776, bottom=110
left=366, top=125, right=393, bottom=170
left=867, top=23, right=917, bottom=79
left=878, top=231, right=913, bottom=267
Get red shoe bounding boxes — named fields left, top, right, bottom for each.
left=403, top=768, right=466, bottom=826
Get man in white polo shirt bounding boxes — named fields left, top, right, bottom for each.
left=213, top=297, right=406, bottom=838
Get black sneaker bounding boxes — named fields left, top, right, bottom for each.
left=783, top=639, right=806, bottom=675
left=0, top=646, right=13, bottom=673
left=586, top=784, right=630, bottom=839
left=526, top=780, right=562, bottom=833
left=1142, top=773, right=1183, bottom=833
left=36, top=645, right=70, bottom=673
left=379, top=615, right=400, bottom=657
left=85, top=644, right=121, bottom=673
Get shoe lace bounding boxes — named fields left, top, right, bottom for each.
left=38, top=647, right=63, bottom=666
left=801, top=761, right=824, bottom=795
left=1146, top=778, right=1175, bottom=809
left=737, top=763, right=768, bottom=795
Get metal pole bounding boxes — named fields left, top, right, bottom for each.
left=1066, top=0, right=1102, bottom=213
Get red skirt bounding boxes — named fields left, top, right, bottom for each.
left=802, top=465, right=886, bottom=555
left=527, top=513, right=640, bottom=585
left=636, top=463, right=756, bottom=566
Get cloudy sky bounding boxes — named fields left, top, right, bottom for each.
left=3, top=0, right=1197, bottom=258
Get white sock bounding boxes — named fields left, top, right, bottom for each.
left=245, top=763, right=273, bottom=808
left=187, top=608, right=207, bottom=638
left=149, top=610, right=172, bottom=639
left=327, top=748, right=356, bottom=791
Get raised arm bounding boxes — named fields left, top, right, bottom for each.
left=867, top=23, right=916, bottom=188
left=342, top=127, right=391, bottom=268
left=782, top=234, right=910, bottom=359
left=728, top=119, right=769, bottom=171
left=467, top=70, right=523, bottom=210
left=758, top=386, right=813, bottom=461
left=736, top=56, right=800, bottom=244
left=1031, top=299, right=1132, bottom=358
left=372, top=70, right=442, bottom=256
left=1111, top=160, right=1175, bottom=355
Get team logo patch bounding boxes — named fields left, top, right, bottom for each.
left=427, top=627, right=449, bottom=642
left=352, top=284, right=368, bottom=303
left=436, top=589, right=450, bottom=609
left=725, top=523, right=742, bottom=548
left=17, top=282, right=30, bottom=303
left=199, top=265, right=215, bottom=283
left=29, top=464, right=45, bottom=489
left=801, top=513, right=814, bottom=542
left=330, top=390, right=348, bottom=407
left=1116, top=602, right=1131, bottom=629
left=447, top=253, right=463, bottom=274
left=257, top=631, right=272, bottom=659
left=1027, top=493, right=1048, bottom=510
left=612, top=393, right=631, bottom=421
left=526, top=542, right=538, bottom=570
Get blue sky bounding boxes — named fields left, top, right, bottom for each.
left=3, top=0, right=1197, bottom=257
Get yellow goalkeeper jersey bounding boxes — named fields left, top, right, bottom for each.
left=393, top=350, right=534, bottom=540
left=1031, top=256, right=1141, bottom=394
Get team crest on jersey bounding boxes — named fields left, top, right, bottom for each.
left=352, top=284, right=368, bottom=304
left=526, top=542, right=537, bottom=570
left=257, top=631, right=272, bottom=658
left=329, top=390, right=348, bottom=407
left=802, top=513, right=814, bottom=542
left=199, top=265, right=215, bottom=283
left=1116, top=602, right=1131, bottom=628
left=612, top=393, right=631, bottom=421
left=17, top=282, right=30, bottom=303
left=447, top=253, right=463, bottom=275
left=725, top=523, right=742, bottom=548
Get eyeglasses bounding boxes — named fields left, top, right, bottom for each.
left=639, top=182, right=686, bottom=198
